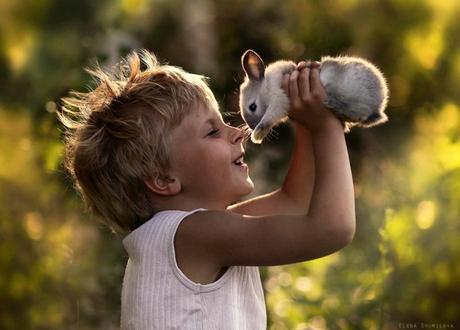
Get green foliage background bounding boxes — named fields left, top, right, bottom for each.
left=0, top=0, right=459, bottom=329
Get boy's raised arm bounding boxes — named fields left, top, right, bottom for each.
left=228, top=62, right=344, bottom=218
left=227, top=122, right=315, bottom=216
left=178, top=110, right=355, bottom=266
left=285, top=61, right=355, bottom=234
left=176, top=62, right=356, bottom=267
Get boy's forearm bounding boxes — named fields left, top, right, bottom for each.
left=308, top=120, right=356, bottom=236
left=227, top=123, right=315, bottom=216
left=228, top=119, right=354, bottom=228
left=280, top=123, right=315, bottom=213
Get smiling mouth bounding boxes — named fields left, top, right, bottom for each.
left=233, top=152, right=246, bottom=166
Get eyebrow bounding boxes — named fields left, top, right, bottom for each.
left=204, top=118, right=216, bottom=126
left=202, top=116, right=223, bottom=129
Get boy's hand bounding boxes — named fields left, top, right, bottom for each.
left=282, top=61, right=340, bottom=133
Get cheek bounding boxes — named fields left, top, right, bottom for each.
left=203, top=150, right=231, bottom=175
left=184, top=143, right=231, bottom=178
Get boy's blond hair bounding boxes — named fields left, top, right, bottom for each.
left=58, top=49, right=219, bottom=235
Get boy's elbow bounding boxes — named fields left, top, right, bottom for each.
left=309, top=209, right=356, bottom=250
left=342, top=217, right=356, bottom=246
left=335, top=216, right=356, bottom=247
left=341, top=223, right=356, bottom=246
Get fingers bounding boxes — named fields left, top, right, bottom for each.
left=296, top=61, right=308, bottom=70
left=310, top=61, right=320, bottom=69
left=309, top=61, right=326, bottom=99
left=298, top=61, right=311, bottom=100
left=283, top=60, right=323, bottom=107
left=289, top=70, right=299, bottom=101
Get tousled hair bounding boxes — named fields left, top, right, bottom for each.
left=57, top=49, right=219, bottom=235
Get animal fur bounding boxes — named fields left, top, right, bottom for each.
left=239, top=50, right=389, bottom=143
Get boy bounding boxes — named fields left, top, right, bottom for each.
left=58, top=49, right=355, bottom=329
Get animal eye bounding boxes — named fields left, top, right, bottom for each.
left=249, top=103, right=257, bottom=112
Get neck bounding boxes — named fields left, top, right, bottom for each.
left=152, top=193, right=231, bottom=213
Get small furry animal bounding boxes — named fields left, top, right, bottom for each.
left=239, top=49, right=389, bottom=143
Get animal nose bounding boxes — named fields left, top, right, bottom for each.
left=246, top=118, right=259, bottom=130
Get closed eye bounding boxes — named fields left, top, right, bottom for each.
left=207, top=129, right=220, bottom=136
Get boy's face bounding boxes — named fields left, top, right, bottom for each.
left=168, top=103, right=254, bottom=208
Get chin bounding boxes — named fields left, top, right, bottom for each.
left=240, top=178, right=254, bottom=196
left=229, top=184, right=254, bottom=206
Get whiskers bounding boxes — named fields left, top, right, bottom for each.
left=222, top=110, right=241, bottom=120
left=238, top=123, right=252, bottom=141
left=222, top=110, right=253, bottom=146
left=221, top=110, right=279, bottom=145
left=251, top=126, right=278, bottom=144
left=235, top=123, right=252, bottom=148
left=263, top=127, right=278, bottom=143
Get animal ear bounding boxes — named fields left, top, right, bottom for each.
left=241, top=50, right=265, bottom=81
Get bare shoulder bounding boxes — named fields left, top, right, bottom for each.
left=175, top=209, right=353, bottom=270
left=173, top=211, right=230, bottom=285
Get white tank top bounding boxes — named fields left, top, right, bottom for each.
left=120, top=208, right=267, bottom=329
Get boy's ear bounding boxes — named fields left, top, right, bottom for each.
left=242, top=49, right=265, bottom=81
left=144, top=173, right=181, bottom=196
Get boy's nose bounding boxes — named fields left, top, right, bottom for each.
left=231, top=128, right=244, bottom=144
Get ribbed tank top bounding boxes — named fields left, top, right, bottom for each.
left=120, top=208, right=267, bottom=329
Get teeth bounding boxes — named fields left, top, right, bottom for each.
left=234, top=156, right=244, bottom=165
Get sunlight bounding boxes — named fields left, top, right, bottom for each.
left=409, top=103, right=460, bottom=193
left=44, top=142, right=64, bottom=173
left=427, top=0, right=458, bottom=20
left=0, top=110, right=36, bottom=183
left=435, top=103, right=460, bottom=133
left=307, top=316, right=327, bottom=330
left=304, top=281, right=323, bottom=301
left=24, top=212, right=44, bottom=240
left=405, top=25, right=443, bottom=70
left=277, top=271, right=293, bottom=287
left=383, top=208, right=418, bottom=265
left=436, top=136, right=460, bottom=171
left=405, top=0, right=458, bottom=70
left=294, top=276, right=313, bottom=293
left=274, top=299, right=291, bottom=318
left=6, top=31, right=36, bottom=73
left=121, top=0, right=147, bottom=16
left=416, top=200, right=437, bottom=230
left=294, top=323, right=310, bottom=330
